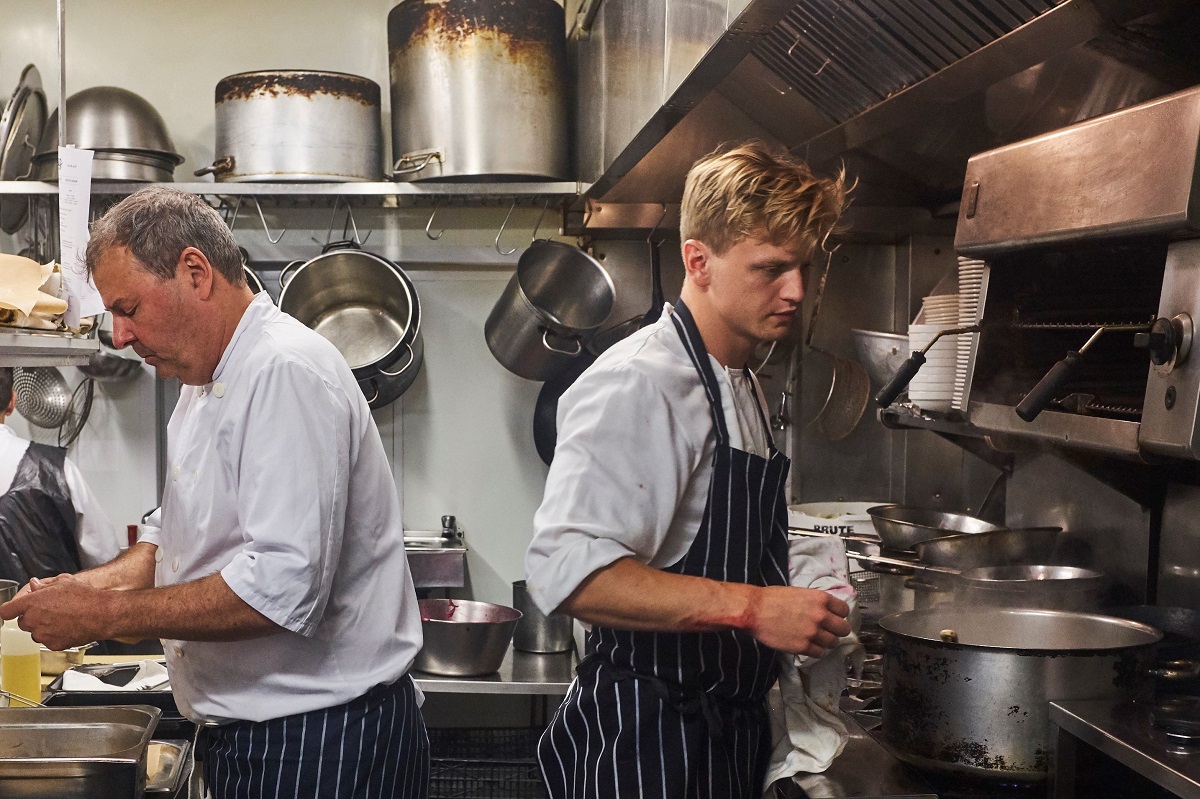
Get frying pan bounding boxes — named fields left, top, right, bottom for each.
left=866, top=504, right=1003, bottom=551
left=533, top=239, right=665, bottom=466
left=913, top=526, right=1068, bottom=570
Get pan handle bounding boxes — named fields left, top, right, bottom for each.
left=391, top=149, right=442, bottom=176
left=845, top=550, right=959, bottom=576
left=874, top=351, right=925, bottom=407
left=194, top=156, right=234, bottom=178
left=278, top=259, right=306, bottom=290
left=1150, top=659, right=1200, bottom=681
left=541, top=329, right=582, bottom=357
left=1016, top=351, right=1082, bottom=422
left=377, top=344, right=416, bottom=378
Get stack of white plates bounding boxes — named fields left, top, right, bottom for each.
left=953, top=259, right=988, bottom=411
left=908, top=322, right=957, bottom=411
left=920, top=293, right=960, bottom=325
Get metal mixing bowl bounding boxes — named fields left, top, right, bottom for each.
left=867, top=504, right=1003, bottom=551
left=851, top=329, right=909, bottom=386
left=414, top=599, right=522, bottom=677
left=35, top=86, right=183, bottom=161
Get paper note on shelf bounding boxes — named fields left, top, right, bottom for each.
left=58, top=146, right=104, bottom=329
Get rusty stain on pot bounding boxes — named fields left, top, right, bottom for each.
left=216, top=72, right=381, bottom=107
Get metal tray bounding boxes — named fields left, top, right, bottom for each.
left=146, top=739, right=189, bottom=794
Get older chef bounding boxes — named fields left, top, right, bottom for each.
left=524, top=141, right=852, bottom=798
left=1, top=187, right=429, bottom=799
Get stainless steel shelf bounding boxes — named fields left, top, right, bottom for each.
left=412, top=646, right=576, bottom=696
left=0, top=329, right=97, bottom=366
left=0, top=180, right=586, bottom=205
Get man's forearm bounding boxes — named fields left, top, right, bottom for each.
left=74, top=542, right=157, bottom=590
left=94, top=573, right=281, bottom=642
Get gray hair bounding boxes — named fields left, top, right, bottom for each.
left=85, top=187, right=245, bottom=285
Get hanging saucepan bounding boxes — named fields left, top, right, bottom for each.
left=278, top=243, right=423, bottom=409
left=486, top=240, right=614, bottom=382
left=531, top=238, right=665, bottom=465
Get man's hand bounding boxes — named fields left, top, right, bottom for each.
left=744, top=585, right=852, bottom=658
left=0, top=574, right=111, bottom=650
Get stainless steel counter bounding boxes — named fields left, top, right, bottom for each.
left=770, top=712, right=936, bottom=799
left=1050, top=699, right=1200, bottom=799
left=411, top=646, right=576, bottom=696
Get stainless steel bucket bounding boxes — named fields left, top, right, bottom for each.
left=386, top=0, right=569, bottom=181
left=196, top=71, right=383, bottom=182
left=485, top=241, right=615, bottom=381
left=512, top=580, right=573, bottom=653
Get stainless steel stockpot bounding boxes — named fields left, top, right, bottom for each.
left=278, top=247, right=423, bottom=409
left=880, top=606, right=1160, bottom=783
left=196, top=71, right=383, bottom=182
left=386, top=0, right=569, bottom=181
left=485, top=240, right=614, bottom=381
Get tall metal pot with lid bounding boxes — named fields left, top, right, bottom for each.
left=196, top=71, right=384, bottom=182
left=387, top=0, right=569, bottom=181
left=879, top=606, right=1160, bottom=783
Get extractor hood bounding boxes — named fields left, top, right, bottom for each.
left=571, top=0, right=1200, bottom=235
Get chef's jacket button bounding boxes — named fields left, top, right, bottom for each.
left=171, top=557, right=179, bottom=572
left=172, top=466, right=180, bottom=479
left=213, top=383, right=225, bottom=398
left=173, top=645, right=183, bottom=657
left=154, top=548, right=163, bottom=563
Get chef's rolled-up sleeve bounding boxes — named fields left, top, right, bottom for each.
left=138, top=506, right=162, bottom=548
left=220, top=362, right=352, bottom=636
left=525, top=362, right=700, bottom=615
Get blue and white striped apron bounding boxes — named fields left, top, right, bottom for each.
left=200, top=673, right=429, bottom=799
left=538, top=301, right=791, bottom=798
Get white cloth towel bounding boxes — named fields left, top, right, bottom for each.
left=763, top=535, right=864, bottom=793
left=61, top=660, right=170, bottom=692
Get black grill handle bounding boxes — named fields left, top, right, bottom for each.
left=874, top=351, right=926, bottom=408
left=1016, top=351, right=1082, bottom=422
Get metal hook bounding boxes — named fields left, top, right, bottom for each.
left=495, top=201, right=518, bottom=256
left=530, top=198, right=552, bottom=243
left=223, top=198, right=243, bottom=232
left=424, top=202, right=445, bottom=240
left=251, top=198, right=285, bottom=244
left=340, top=200, right=370, bottom=247
left=646, top=203, right=668, bottom=245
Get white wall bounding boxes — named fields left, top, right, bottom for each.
left=0, top=0, right=609, bottom=605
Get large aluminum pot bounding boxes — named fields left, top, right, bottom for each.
left=485, top=240, right=615, bottom=381
left=415, top=598, right=522, bottom=676
left=387, top=0, right=569, bottom=181
left=195, top=71, right=383, bottom=182
left=880, top=607, right=1160, bottom=782
left=278, top=247, right=423, bottom=409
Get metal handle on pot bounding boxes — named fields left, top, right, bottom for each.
left=377, top=344, right=415, bottom=378
left=541, top=328, right=582, bottom=357
left=1150, top=659, right=1200, bottom=680
left=278, top=259, right=306, bottom=290
left=359, top=379, right=381, bottom=406
left=392, top=149, right=442, bottom=176
left=194, top=155, right=234, bottom=177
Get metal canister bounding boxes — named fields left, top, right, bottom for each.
left=196, top=71, right=384, bottom=182
left=386, top=0, right=569, bottom=181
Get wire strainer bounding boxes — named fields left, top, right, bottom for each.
left=13, top=366, right=72, bottom=428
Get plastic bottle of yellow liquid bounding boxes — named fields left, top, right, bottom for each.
left=1, top=619, right=41, bottom=707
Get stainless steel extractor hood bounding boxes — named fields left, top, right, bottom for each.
left=571, top=0, right=1200, bottom=234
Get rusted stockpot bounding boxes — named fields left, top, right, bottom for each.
left=880, top=607, right=1160, bottom=783
left=387, top=0, right=569, bottom=181
left=196, top=71, right=383, bottom=182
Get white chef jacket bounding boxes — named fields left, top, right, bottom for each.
left=0, top=424, right=119, bottom=569
left=140, top=293, right=422, bottom=723
left=524, top=303, right=772, bottom=615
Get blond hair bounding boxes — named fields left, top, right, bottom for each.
left=680, top=141, right=848, bottom=256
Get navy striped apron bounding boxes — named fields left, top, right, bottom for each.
left=199, top=674, right=429, bottom=799
left=538, top=301, right=791, bottom=798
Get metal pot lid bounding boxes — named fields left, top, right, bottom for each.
left=879, top=606, right=1162, bottom=652
left=0, top=65, right=47, bottom=234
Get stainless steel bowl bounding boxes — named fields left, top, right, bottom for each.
left=414, top=599, right=522, bottom=677
left=31, top=149, right=179, bottom=182
left=851, top=329, right=909, bottom=386
left=867, top=504, right=1003, bottom=552
left=35, top=86, right=183, bottom=161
